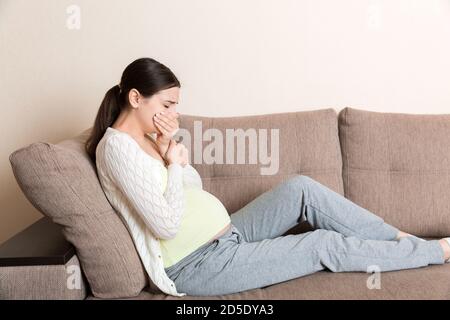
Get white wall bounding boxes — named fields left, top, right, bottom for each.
left=1, top=0, right=450, bottom=244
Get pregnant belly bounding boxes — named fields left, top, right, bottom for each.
left=210, top=223, right=232, bottom=241
left=183, top=187, right=231, bottom=237
left=159, top=187, right=232, bottom=267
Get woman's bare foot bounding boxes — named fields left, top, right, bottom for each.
left=438, top=238, right=450, bottom=262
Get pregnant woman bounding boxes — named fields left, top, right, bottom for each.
left=86, top=57, right=450, bottom=297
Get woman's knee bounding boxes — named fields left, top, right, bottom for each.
left=284, top=174, right=314, bottom=190
left=308, top=229, right=344, bottom=250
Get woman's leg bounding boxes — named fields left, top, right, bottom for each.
left=231, top=174, right=400, bottom=242
left=173, top=227, right=445, bottom=296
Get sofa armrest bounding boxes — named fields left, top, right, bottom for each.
left=0, top=217, right=88, bottom=299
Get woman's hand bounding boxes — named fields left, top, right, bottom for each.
left=153, top=111, right=180, bottom=158
left=165, top=139, right=189, bottom=167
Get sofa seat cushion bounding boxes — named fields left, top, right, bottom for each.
left=87, top=262, right=450, bottom=300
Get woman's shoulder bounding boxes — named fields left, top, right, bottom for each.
left=96, top=128, right=157, bottom=172
left=96, top=129, right=128, bottom=161
left=98, top=128, right=143, bottom=154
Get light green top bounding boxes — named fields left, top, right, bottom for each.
left=158, top=165, right=231, bottom=268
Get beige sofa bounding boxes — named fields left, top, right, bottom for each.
left=2, top=107, right=450, bottom=300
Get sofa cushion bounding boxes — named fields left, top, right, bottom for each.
left=339, top=107, right=450, bottom=237
left=9, top=129, right=148, bottom=298
left=177, top=108, right=344, bottom=216
left=88, top=262, right=450, bottom=300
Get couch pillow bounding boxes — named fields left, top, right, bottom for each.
left=339, top=107, right=450, bottom=237
left=9, top=128, right=148, bottom=298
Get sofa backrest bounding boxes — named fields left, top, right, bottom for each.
left=9, top=108, right=344, bottom=298
left=177, top=108, right=344, bottom=214
left=339, top=107, right=450, bottom=237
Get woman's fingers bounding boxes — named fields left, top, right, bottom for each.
left=164, top=112, right=180, bottom=128
left=154, top=115, right=172, bottom=128
left=180, top=145, right=189, bottom=165
left=154, top=119, right=171, bottom=136
left=154, top=113, right=179, bottom=135
left=154, top=115, right=175, bottom=132
left=156, top=112, right=178, bottom=127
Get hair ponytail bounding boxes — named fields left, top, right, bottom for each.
left=85, top=57, right=181, bottom=163
left=85, top=84, right=122, bottom=163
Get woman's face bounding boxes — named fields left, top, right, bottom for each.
left=130, top=86, right=180, bottom=134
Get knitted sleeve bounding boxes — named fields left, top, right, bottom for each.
left=103, top=134, right=185, bottom=240
left=182, top=164, right=203, bottom=190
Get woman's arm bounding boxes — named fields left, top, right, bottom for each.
left=103, top=134, right=185, bottom=240
left=183, top=163, right=203, bottom=190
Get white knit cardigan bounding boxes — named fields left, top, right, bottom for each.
left=95, top=127, right=203, bottom=297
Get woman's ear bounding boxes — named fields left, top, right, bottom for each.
left=128, top=89, right=140, bottom=109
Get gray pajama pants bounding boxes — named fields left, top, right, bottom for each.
left=164, top=175, right=445, bottom=296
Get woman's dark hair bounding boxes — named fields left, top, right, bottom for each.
left=85, top=57, right=181, bottom=163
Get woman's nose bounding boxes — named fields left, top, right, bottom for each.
left=168, top=107, right=179, bottom=117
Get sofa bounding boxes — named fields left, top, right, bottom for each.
left=2, top=106, right=450, bottom=300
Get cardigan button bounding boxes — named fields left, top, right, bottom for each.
left=158, top=255, right=161, bottom=258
